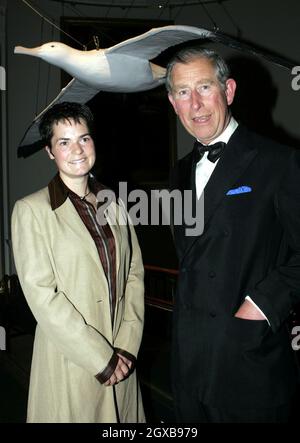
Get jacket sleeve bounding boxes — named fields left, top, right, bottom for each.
left=249, top=149, right=300, bottom=332
left=11, top=198, right=116, bottom=377
left=113, top=202, right=145, bottom=359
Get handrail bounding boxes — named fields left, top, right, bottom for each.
left=144, top=264, right=177, bottom=311
left=144, top=264, right=178, bottom=276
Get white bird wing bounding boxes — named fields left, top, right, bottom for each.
left=18, top=24, right=296, bottom=158
left=18, top=78, right=99, bottom=157
left=106, top=25, right=213, bottom=59
left=106, top=24, right=297, bottom=69
left=18, top=25, right=211, bottom=157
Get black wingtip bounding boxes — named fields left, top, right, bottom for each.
left=211, top=31, right=298, bottom=70
left=17, top=140, right=45, bottom=158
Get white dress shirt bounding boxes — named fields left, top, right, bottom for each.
left=195, top=116, right=238, bottom=199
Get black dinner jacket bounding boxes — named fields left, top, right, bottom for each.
left=169, top=124, right=300, bottom=408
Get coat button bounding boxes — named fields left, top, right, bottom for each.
left=209, top=311, right=217, bottom=318
left=223, top=229, right=229, bottom=236
left=209, top=271, right=216, bottom=278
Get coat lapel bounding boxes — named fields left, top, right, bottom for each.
left=181, top=125, right=258, bottom=261
left=104, top=202, right=122, bottom=274
left=104, top=201, right=128, bottom=329
left=55, top=199, right=102, bottom=268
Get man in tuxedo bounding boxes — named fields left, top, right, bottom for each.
left=167, top=46, right=300, bottom=423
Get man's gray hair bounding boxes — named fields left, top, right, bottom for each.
left=166, top=47, right=230, bottom=93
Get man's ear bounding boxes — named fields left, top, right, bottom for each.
left=45, top=146, right=55, bottom=159
left=168, top=93, right=178, bottom=115
left=225, top=78, right=237, bottom=106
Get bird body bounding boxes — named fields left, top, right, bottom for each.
left=14, top=25, right=213, bottom=156
left=14, top=42, right=165, bottom=91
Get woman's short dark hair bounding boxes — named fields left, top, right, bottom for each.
left=39, top=102, right=95, bottom=148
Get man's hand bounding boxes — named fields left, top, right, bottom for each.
left=234, top=299, right=265, bottom=320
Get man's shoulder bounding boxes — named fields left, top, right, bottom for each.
left=233, top=124, right=296, bottom=159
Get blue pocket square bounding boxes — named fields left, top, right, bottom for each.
left=226, top=186, right=252, bottom=195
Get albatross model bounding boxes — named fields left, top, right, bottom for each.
left=14, top=24, right=295, bottom=157
left=14, top=25, right=214, bottom=156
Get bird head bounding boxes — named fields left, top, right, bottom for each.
left=14, top=42, right=73, bottom=66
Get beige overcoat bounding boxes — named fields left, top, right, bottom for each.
left=11, top=186, right=145, bottom=423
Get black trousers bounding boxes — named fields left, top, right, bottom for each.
left=174, top=386, right=294, bottom=423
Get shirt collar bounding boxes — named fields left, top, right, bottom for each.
left=197, top=116, right=238, bottom=146
left=48, top=174, right=68, bottom=210
left=48, top=173, right=106, bottom=211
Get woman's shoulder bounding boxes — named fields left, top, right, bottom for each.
left=14, top=186, right=51, bottom=212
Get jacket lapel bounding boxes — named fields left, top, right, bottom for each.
left=55, top=199, right=103, bottom=268
left=171, top=151, right=195, bottom=258
left=181, top=125, right=258, bottom=261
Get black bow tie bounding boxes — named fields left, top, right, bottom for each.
left=194, top=140, right=226, bottom=163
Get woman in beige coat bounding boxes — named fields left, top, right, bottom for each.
left=11, top=102, right=145, bottom=423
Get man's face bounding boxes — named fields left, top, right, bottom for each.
left=168, top=57, right=236, bottom=144
left=46, top=118, right=96, bottom=185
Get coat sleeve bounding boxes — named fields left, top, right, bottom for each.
left=11, top=198, right=116, bottom=376
left=249, top=149, right=300, bottom=331
left=113, top=202, right=145, bottom=359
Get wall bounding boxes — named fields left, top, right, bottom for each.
left=0, top=0, right=7, bottom=275
left=2, top=0, right=300, bottom=272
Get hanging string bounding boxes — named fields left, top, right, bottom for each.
left=45, top=22, right=55, bottom=106
left=21, top=0, right=86, bottom=49
left=64, top=2, right=119, bottom=47
left=93, top=35, right=100, bottom=50
left=35, top=18, right=44, bottom=116
left=123, top=0, right=135, bottom=18
left=198, top=0, right=219, bottom=30
left=49, top=0, right=230, bottom=8
left=105, top=0, right=114, bottom=18
left=218, top=0, right=241, bottom=37
left=157, top=0, right=170, bottom=19
left=64, top=1, right=113, bottom=46
left=173, top=0, right=188, bottom=21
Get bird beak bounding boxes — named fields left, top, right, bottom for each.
left=14, top=46, right=41, bottom=56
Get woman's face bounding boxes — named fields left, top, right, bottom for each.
left=46, top=118, right=96, bottom=184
